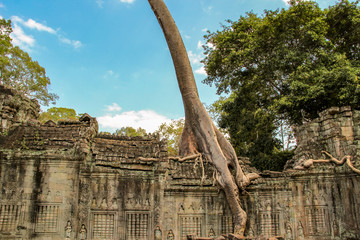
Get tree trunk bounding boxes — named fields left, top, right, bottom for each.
left=148, top=0, right=258, bottom=236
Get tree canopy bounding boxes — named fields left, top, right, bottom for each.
left=202, top=0, right=360, bottom=170
left=39, top=107, right=80, bottom=123
left=155, top=119, right=184, bottom=156
left=115, top=126, right=147, bottom=137
left=0, top=19, right=58, bottom=106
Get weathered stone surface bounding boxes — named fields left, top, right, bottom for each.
left=286, top=106, right=360, bottom=170
left=0, top=85, right=40, bottom=134
left=0, top=86, right=359, bottom=240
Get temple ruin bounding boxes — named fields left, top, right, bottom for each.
left=0, top=85, right=359, bottom=240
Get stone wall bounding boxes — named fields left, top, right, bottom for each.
left=0, top=86, right=359, bottom=240
left=287, top=106, right=360, bottom=170
left=0, top=85, right=39, bottom=134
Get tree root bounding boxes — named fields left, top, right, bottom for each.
left=168, top=153, right=201, bottom=162
left=169, top=153, right=206, bottom=184
left=300, top=151, right=360, bottom=174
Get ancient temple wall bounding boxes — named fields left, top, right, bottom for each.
left=0, top=157, right=82, bottom=240
left=290, top=106, right=360, bottom=168
left=244, top=168, right=360, bottom=240
left=78, top=167, right=165, bottom=240
left=0, top=86, right=360, bottom=239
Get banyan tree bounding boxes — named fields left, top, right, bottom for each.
left=148, top=0, right=259, bottom=236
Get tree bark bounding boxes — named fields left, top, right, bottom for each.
left=148, top=0, right=258, bottom=236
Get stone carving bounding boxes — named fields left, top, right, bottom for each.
left=208, top=228, right=215, bottom=237
left=91, top=198, right=97, bottom=209
left=100, top=198, right=107, bottom=209
left=247, top=227, right=254, bottom=237
left=298, top=221, right=304, bottom=240
left=79, top=224, right=87, bottom=240
left=221, top=215, right=233, bottom=235
left=92, top=213, right=115, bottom=239
left=154, top=226, right=162, bottom=240
left=0, top=204, right=24, bottom=232
left=126, top=212, right=150, bottom=239
left=180, top=215, right=203, bottom=239
left=259, top=200, right=280, bottom=236
left=305, top=203, right=329, bottom=236
left=285, top=222, right=292, bottom=240
left=65, top=221, right=72, bottom=239
left=111, top=198, right=118, bottom=209
left=167, top=229, right=175, bottom=240
left=35, top=204, right=60, bottom=233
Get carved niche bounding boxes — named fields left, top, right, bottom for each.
left=0, top=203, right=25, bottom=233
left=125, top=211, right=151, bottom=240
left=90, top=211, right=116, bottom=240
left=305, top=194, right=330, bottom=236
left=34, top=203, right=60, bottom=233
left=178, top=202, right=205, bottom=240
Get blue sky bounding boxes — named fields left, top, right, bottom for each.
left=0, top=0, right=337, bottom=133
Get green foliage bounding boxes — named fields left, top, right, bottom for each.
left=155, top=119, right=184, bottom=156
left=202, top=0, right=360, bottom=170
left=0, top=18, right=58, bottom=106
left=203, top=0, right=360, bottom=125
left=214, top=91, right=293, bottom=171
left=39, top=107, right=79, bottom=123
left=115, top=126, right=147, bottom=137
left=253, top=149, right=295, bottom=172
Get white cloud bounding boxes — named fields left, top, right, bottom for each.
left=202, top=28, right=208, bottom=32
left=96, top=0, right=104, bottom=7
left=10, top=15, right=82, bottom=50
left=206, top=42, right=215, bottom=49
left=0, top=3, right=5, bottom=8
left=11, top=16, right=56, bottom=34
left=11, top=23, right=35, bottom=50
left=119, top=0, right=135, bottom=3
left=188, top=50, right=206, bottom=75
left=23, top=19, right=56, bottom=34
left=188, top=50, right=202, bottom=65
left=106, top=103, right=122, bottom=112
left=195, top=66, right=207, bottom=76
left=59, top=35, right=83, bottom=49
left=97, top=109, right=172, bottom=133
left=197, top=40, right=203, bottom=50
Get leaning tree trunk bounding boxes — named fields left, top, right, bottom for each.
left=148, top=0, right=258, bottom=236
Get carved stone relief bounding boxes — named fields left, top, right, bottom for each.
left=179, top=215, right=203, bottom=240
left=167, top=229, right=175, bottom=240
left=0, top=204, right=25, bottom=232
left=65, top=220, right=72, bottom=240
left=34, top=204, right=60, bottom=233
left=126, top=211, right=150, bottom=240
left=91, top=212, right=116, bottom=240
left=79, top=224, right=87, bottom=240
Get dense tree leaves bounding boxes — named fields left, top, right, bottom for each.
left=203, top=0, right=360, bottom=125
left=115, top=126, right=147, bottom=137
left=155, top=119, right=184, bottom=156
left=213, top=90, right=293, bottom=171
left=0, top=18, right=58, bottom=106
left=203, top=0, right=360, bottom=170
left=39, top=107, right=80, bottom=123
